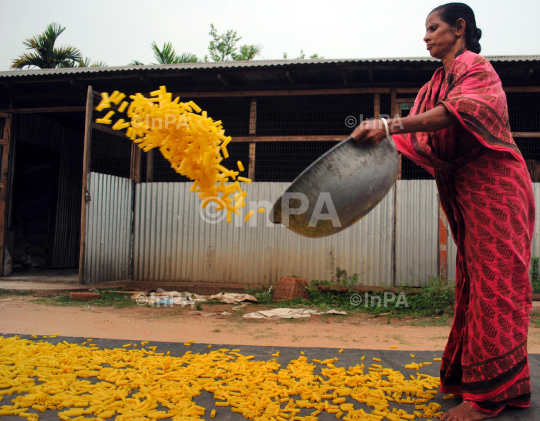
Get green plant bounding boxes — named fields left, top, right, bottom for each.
left=12, top=23, right=82, bottom=69
left=245, top=286, right=274, bottom=304
left=195, top=302, right=203, bottom=311
left=130, top=42, right=198, bottom=65
left=208, top=24, right=262, bottom=61
left=0, top=290, right=33, bottom=297
left=32, top=290, right=138, bottom=309
left=306, top=272, right=455, bottom=317
left=531, top=257, right=539, bottom=293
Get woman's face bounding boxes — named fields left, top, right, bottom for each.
left=424, top=12, right=465, bottom=59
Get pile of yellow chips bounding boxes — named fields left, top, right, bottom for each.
left=0, top=336, right=446, bottom=421
left=94, top=87, right=254, bottom=223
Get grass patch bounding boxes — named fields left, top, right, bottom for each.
left=32, top=290, right=138, bottom=309
left=0, top=289, right=33, bottom=297
left=243, top=270, right=455, bottom=320
left=531, top=257, right=539, bottom=293
left=530, top=315, right=540, bottom=329
left=306, top=271, right=455, bottom=318
left=407, top=314, right=453, bottom=327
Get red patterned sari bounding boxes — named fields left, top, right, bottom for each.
left=393, top=50, right=536, bottom=414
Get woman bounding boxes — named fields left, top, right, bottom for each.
left=351, top=3, right=535, bottom=421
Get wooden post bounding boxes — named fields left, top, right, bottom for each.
left=439, top=201, right=448, bottom=280
left=146, top=150, right=154, bottom=182
left=0, top=111, right=12, bottom=276
left=248, top=143, right=256, bottom=180
left=391, top=88, right=398, bottom=286
left=374, top=94, right=380, bottom=119
left=130, top=144, right=141, bottom=183
left=78, top=86, right=93, bottom=284
left=248, top=97, right=257, bottom=180
left=390, top=88, right=397, bottom=118
left=395, top=105, right=402, bottom=180
left=249, top=97, right=257, bottom=135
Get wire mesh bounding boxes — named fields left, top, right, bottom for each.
left=181, top=96, right=251, bottom=137
left=401, top=157, right=433, bottom=180
left=91, top=94, right=132, bottom=178
left=396, top=92, right=419, bottom=99
left=515, top=137, right=540, bottom=182
left=507, top=93, right=540, bottom=132
left=255, top=141, right=337, bottom=182
left=13, top=96, right=86, bottom=109
left=380, top=94, right=392, bottom=117
left=257, top=94, right=374, bottom=136
left=90, top=130, right=132, bottom=178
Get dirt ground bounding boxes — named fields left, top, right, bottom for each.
left=2, top=296, right=540, bottom=353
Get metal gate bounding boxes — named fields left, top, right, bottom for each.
left=80, top=172, right=133, bottom=283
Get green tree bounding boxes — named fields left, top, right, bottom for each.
left=59, top=57, right=108, bottom=68
left=130, top=42, right=198, bottom=65
left=283, top=50, right=324, bottom=59
left=12, top=23, right=82, bottom=69
left=208, top=24, right=262, bottom=61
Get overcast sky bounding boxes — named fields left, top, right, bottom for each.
left=1, top=0, right=539, bottom=71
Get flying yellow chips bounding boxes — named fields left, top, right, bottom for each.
left=94, top=87, right=250, bottom=223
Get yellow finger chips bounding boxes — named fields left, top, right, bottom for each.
left=0, top=336, right=444, bottom=421
left=94, top=87, right=252, bottom=223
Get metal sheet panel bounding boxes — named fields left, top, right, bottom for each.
left=1, top=56, right=537, bottom=79
left=133, top=182, right=395, bottom=286
left=395, top=180, right=439, bottom=286
left=447, top=228, right=458, bottom=282
left=84, top=172, right=133, bottom=283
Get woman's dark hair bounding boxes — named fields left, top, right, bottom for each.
left=431, top=3, right=482, bottom=53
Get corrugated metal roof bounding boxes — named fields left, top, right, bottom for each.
left=1, top=55, right=539, bottom=79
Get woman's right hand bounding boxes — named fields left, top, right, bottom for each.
left=350, top=119, right=388, bottom=145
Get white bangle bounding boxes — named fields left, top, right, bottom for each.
left=381, top=118, right=391, bottom=139
left=381, top=117, right=397, bottom=151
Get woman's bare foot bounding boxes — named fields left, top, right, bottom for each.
left=440, top=401, right=498, bottom=421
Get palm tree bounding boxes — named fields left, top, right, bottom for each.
left=58, top=57, right=108, bottom=68
left=12, top=23, right=82, bottom=69
left=130, top=42, right=198, bottom=65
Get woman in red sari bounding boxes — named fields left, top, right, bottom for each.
left=351, top=3, right=535, bottom=421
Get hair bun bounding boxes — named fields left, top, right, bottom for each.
left=475, top=28, right=482, bottom=41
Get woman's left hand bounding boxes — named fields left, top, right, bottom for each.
left=350, top=120, right=388, bottom=145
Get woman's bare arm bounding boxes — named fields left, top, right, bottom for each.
left=351, top=104, right=458, bottom=144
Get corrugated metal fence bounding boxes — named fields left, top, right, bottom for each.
left=81, top=176, right=538, bottom=286
left=132, top=180, right=451, bottom=286
left=82, top=173, right=133, bottom=284
left=133, top=182, right=395, bottom=285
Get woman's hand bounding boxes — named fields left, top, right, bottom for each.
left=350, top=119, right=388, bottom=145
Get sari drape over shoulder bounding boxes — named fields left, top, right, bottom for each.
left=392, top=50, right=536, bottom=414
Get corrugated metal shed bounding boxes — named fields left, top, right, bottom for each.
left=1, top=55, right=539, bottom=78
